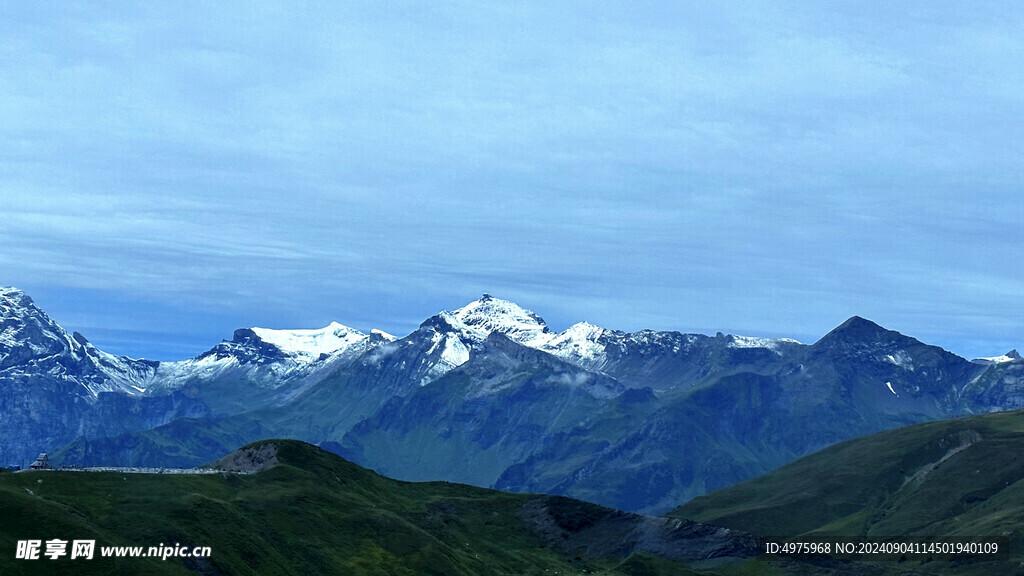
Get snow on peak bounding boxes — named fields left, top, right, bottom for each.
left=0, top=285, right=28, bottom=299
left=439, top=294, right=555, bottom=347
left=250, top=322, right=368, bottom=359
left=1, top=286, right=40, bottom=321
left=563, top=321, right=605, bottom=338
left=430, top=296, right=619, bottom=367
left=972, top=350, right=1021, bottom=365
left=543, top=321, right=605, bottom=349
left=371, top=328, right=397, bottom=341
left=0, top=286, right=157, bottom=396
left=1, top=285, right=77, bottom=359
left=726, top=334, right=802, bottom=351
left=541, top=321, right=608, bottom=364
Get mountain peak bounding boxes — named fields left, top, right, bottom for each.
left=809, top=316, right=922, bottom=355
left=1, top=286, right=75, bottom=361
left=249, top=322, right=368, bottom=359
left=811, top=316, right=971, bottom=370
left=0, top=286, right=36, bottom=312
left=436, top=295, right=554, bottom=347
left=818, top=316, right=890, bottom=343
left=837, top=315, right=882, bottom=331
left=0, top=287, right=157, bottom=394
left=543, top=321, right=606, bottom=348
left=567, top=320, right=603, bottom=332
left=0, top=285, right=29, bottom=297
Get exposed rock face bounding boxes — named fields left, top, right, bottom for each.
left=212, top=442, right=279, bottom=473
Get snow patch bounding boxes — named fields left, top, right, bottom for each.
left=973, top=353, right=1018, bottom=365
left=418, top=332, right=470, bottom=386
left=251, top=322, right=367, bottom=359
left=425, top=331, right=470, bottom=371
left=885, top=350, right=914, bottom=370
left=726, top=335, right=801, bottom=352
left=440, top=335, right=470, bottom=368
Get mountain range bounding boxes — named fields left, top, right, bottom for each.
left=3, top=285, right=1023, bottom=514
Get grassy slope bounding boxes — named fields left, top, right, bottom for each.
left=2, top=440, right=752, bottom=576
left=671, top=410, right=1024, bottom=575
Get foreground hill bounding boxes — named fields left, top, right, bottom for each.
left=2, top=439, right=763, bottom=576
left=672, top=410, right=1024, bottom=575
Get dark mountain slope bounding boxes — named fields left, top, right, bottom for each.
left=339, top=332, right=626, bottom=486
left=671, top=409, right=1024, bottom=575
left=499, top=317, right=996, bottom=514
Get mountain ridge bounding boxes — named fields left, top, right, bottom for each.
left=4, top=285, right=1023, bottom=517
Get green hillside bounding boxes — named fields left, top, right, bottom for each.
left=672, top=410, right=1024, bottom=575
left=2, top=439, right=763, bottom=576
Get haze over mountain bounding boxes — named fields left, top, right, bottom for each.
left=4, top=285, right=1024, bottom=515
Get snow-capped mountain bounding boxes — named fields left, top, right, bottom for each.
left=153, top=323, right=378, bottom=388
left=0, top=285, right=393, bottom=407
left=538, top=321, right=608, bottom=365
left=0, top=286, right=401, bottom=462
left=144, top=322, right=396, bottom=415
left=250, top=322, right=384, bottom=360
left=374, top=294, right=563, bottom=389
left=0, top=287, right=210, bottom=465
left=413, top=293, right=805, bottom=391
left=5, top=285, right=1023, bottom=516
left=438, top=293, right=555, bottom=347
left=0, top=286, right=158, bottom=396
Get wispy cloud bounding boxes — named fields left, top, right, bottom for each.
left=1, top=1, right=1022, bottom=359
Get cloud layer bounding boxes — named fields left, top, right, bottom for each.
left=2, top=2, right=1022, bottom=359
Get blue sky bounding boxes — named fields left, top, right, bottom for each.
left=2, top=2, right=1022, bottom=360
